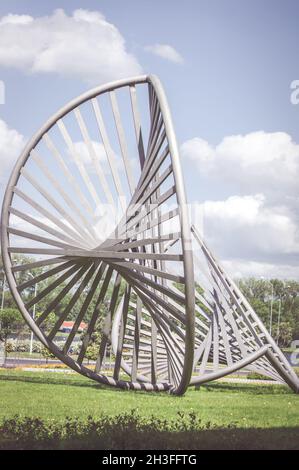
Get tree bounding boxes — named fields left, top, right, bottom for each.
left=35, top=312, right=56, bottom=333
left=238, top=278, right=270, bottom=302
left=249, top=298, right=270, bottom=327
left=85, top=343, right=99, bottom=363
left=238, top=278, right=299, bottom=344
left=41, top=346, right=55, bottom=364
left=80, top=320, right=103, bottom=364
left=276, top=321, right=293, bottom=348
left=0, top=308, right=25, bottom=363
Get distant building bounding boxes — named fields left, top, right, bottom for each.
left=59, top=321, right=87, bottom=333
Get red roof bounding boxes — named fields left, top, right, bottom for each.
left=61, top=321, right=87, bottom=330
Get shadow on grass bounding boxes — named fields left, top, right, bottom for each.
left=0, top=372, right=292, bottom=397
left=0, top=372, right=293, bottom=397
left=0, top=372, right=106, bottom=389
left=202, top=382, right=291, bottom=395
left=0, top=373, right=170, bottom=398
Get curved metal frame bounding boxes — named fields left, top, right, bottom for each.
left=190, top=225, right=299, bottom=392
left=110, top=225, right=299, bottom=393
left=1, top=74, right=194, bottom=395
left=1, top=74, right=298, bottom=395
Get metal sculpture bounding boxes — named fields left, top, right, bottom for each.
left=1, top=75, right=298, bottom=395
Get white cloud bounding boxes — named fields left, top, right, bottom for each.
left=145, top=44, right=184, bottom=64
left=197, top=194, right=299, bottom=258
left=222, top=259, right=299, bottom=280
left=0, top=14, right=33, bottom=25
left=181, top=131, right=299, bottom=198
left=69, top=141, right=123, bottom=174
left=0, top=9, right=143, bottom=84
left=71, top=141, right=107, bottom=165
left=181, top=130, right=299, bottom=278
left=0, top=119, right=25, bottom=186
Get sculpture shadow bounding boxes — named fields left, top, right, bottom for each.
left=0, top=372, right=169, bottom=397
left=0, top=372, right=293, bottom=396
left=201, top=381, right=291, bottom=395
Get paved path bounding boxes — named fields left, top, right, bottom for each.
left=217, top=377, right=283, bottom=385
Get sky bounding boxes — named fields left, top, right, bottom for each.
left=0, top=0, right=298, bottom=279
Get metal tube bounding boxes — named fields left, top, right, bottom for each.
left=277, top=297, right=282, bottom=343
left=29, top=283, right=37, bottom=355
left=1, top=272, right=5, bottom=310
left=269, top=282, right=274, bottom=336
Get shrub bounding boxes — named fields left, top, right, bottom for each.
left=5, top=339, right=44, bottom=354
left=41, top=347, right=56, bottom=363
left=0, top=411, right=232, bottom=450
left=246, top=372, right=275, bottom=381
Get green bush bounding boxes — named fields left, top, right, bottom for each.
left=0, top=411, right=232, bottom=450
left=246, top=372, right=275, bottom=381
left=41, top=347, right=56, bottom=362
left=5, top=339, right=64, bottom=354
left=4, top=340, right=14, bottom=354
left=1, top=411, right=298, bottom=450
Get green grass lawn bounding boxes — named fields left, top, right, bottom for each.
left=0, top=368, right=298, bottom=427
left=0, top=368, right=298, bottom=449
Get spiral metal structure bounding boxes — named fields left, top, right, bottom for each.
left=1, top=75, right=298, bottom=394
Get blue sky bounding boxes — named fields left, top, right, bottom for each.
left=1, top=1, right=299, bottom=144
left=0, top=0, right=299, bottom=278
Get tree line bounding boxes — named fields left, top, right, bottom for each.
left=0, top=255, right=298, bottom=354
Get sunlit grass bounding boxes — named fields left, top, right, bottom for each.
left=0, top=369, right=298, bottom=429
